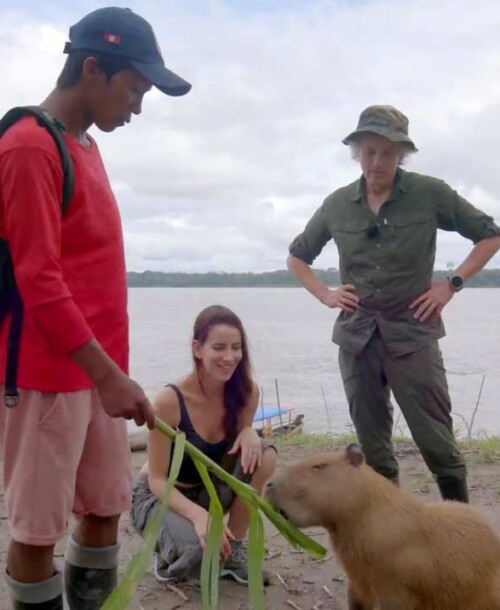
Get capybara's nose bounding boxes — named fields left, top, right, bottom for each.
left=264, top=480, right=273, bottom=494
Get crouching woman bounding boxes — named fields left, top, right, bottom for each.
left=131, top=305, right=277, bottom=584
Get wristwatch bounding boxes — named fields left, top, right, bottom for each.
left=447, top=275, right=464, bottom=292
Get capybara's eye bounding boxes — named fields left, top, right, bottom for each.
left=312, top=463, right=328, bottom=470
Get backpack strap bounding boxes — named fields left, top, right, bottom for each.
left=0, top=106, right=75, bottom=406
left=4, top=290, right=23, bottom=407
left=0, top=105, right=74, bottom=212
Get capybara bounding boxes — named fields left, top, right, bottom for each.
left=264, top=444, right=500, bottom=610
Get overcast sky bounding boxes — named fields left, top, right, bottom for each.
left=2, top=0, right=500, bottom=272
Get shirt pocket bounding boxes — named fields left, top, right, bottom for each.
left=329, top=219, right=371, bottom=264
left=387, top=214, right=436, bottom=267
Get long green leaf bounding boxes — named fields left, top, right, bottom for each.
left=245, top=500, right=266, bottom=609
left=206, top=510, right=224, bottom=609
left=102, top=432, right=186, bottom=609
left=193, top=459, right=224, bottom=610
left=252, top=494, right=326, bottom=557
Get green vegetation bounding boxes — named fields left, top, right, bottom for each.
left=274, top=431, right=357, bottom=448
left=127, top=268, right=500, bottom=288
left=279, top=431, right=500, bottom=465
left=462, top=435, right=500, bottom=464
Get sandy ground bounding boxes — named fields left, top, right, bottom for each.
left=1, top=440, right=499, bottom=610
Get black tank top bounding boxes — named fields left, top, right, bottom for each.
left=167, top=384, right=231, bottom=485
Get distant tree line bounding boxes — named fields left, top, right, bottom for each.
left=127, top=268, right=500, bottom=288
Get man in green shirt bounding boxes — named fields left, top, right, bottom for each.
left=288, top=105, right=500, bottom=502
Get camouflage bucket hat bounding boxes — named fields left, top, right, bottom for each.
left=342, top=105, right=418, bottom=151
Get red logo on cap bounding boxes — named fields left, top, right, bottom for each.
left=103, top=33, right=121, bottom=44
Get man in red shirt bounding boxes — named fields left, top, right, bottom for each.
left=0, top=7, right=191, bottom=609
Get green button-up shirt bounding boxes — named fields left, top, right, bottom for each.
left=289, top=169, right=500, bottom=356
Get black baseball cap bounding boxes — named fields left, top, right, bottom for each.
left=63, top=7, right=191, bottom=97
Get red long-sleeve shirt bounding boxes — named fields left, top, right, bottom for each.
left=0, top=117, right=129, bottom=391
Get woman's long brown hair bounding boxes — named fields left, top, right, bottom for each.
left=193, top=305, right=253, bottom=441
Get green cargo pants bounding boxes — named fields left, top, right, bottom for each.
left=338, top=329, right=467, bottom=496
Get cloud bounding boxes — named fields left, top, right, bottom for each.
left=2, top=0, right=500, bottom=272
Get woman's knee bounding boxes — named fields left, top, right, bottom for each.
left=251, top=446, right=277, bottom=488
left=262, top=446, right=278, bottom=472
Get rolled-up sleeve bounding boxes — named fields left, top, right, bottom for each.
left=1, top=146, right=94, bottom=355
left=436, top=180, right=500, bottom=243
left=289, top=200, right=332, bottom=265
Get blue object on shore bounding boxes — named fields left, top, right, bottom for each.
left=253, top=406, right=289, bottom=423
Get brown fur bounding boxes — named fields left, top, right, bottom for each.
left=264, top=445, right=500, bottom=610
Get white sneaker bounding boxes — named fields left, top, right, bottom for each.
left=153, top=552, right=174, bottom=583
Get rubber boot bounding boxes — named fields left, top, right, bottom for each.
left=437, top=477, right=469, bottom=503
left=64, top=536, right=119, bottom=610
left=64, top=564, right=117, bottom=610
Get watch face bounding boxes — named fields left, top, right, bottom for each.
left=451, top=275, right=463, bottom=289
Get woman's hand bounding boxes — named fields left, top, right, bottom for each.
left=191, top=507, right=234, bottom=560
left=228, top=426, right=262, bottom=474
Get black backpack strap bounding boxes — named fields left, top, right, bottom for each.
left=4, top=290, right=23, bottom=407
left=0, top=106, right=75, bottom=405
left=0, top=105, right=74, bottom=211
left=0, top=241, right=20, bottom=406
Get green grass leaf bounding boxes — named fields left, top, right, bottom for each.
left=102, top=432, right=186, bottom=609
left=252, top=494, right=326, bottom=558
left=193, top=459, right=224, bottom=610
left=246, top=501, right=266, bottom=609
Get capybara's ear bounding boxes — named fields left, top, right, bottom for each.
left=346, top=443, right=364, bottom=468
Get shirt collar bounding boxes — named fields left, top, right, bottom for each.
left=350, top=168, right=408, bottom=203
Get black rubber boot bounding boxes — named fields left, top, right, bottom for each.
left=13, top=597, right=63, bottom=610
left=64, top=564, right=117, bottom=610
left=437, top=477, right=469, bottom=503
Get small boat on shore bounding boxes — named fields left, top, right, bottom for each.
left=253, top=405, right=304, bottom=439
